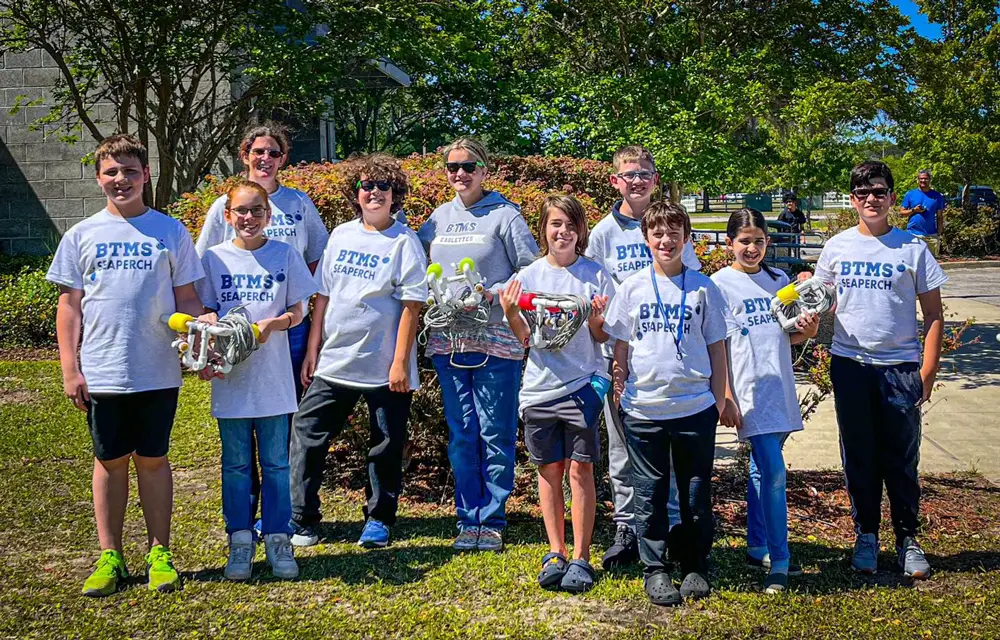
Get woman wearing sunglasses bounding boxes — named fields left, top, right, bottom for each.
left=195, top=121, right=330, bottom=540
left=289, top=154, right=426, bottom=549
left=417, top=137, right=539, bottom=552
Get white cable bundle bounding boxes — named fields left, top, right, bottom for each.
left=770, top=277, right=835, bottom=333
left=420, top=258, right=491, bottom=367
left=517, top=292, right=591, bottom=350
left=162, top=304, right=260, bottom=373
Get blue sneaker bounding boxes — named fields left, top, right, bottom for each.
left=358, top=519, right=390, bottom=548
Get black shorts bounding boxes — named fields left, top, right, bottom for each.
left=86, top=388, right=180, bottom=461
left=522, top=384, right=603, bottom=465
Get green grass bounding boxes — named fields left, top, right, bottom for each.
left=1, top=361, right=999, bottom=639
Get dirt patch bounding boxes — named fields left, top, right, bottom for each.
left=0, top=347, right=58, bottom=361
left=0, top=387, right=39, bottom=406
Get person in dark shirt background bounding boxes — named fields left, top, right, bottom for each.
left=778, top=193, right=807, bottom=234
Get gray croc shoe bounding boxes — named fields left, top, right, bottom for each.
left=560, top=559, right=596, bottom=593
left=644, top=572, right=682, bottom=606
left=537, top=552, right=568, bottom=589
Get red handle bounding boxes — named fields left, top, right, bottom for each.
left=517, top=292, right=537, bottom=311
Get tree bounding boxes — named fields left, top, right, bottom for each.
left=492, top=0, right=907, bottom=200
left=0, top=0, right=387, bottom=208
left=892, top=0, right=1000, bottom=201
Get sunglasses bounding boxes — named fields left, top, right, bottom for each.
left=616, top=170, right=657, bottom=182
left=851, top=187, right=891, bottom=200
left=229, top=206, right=268, bottom=218
left=445, top=161, right=484, bottom=174
left=357, top=179, right=392, bottom=192
left=250, top=148, right=283, bottom=159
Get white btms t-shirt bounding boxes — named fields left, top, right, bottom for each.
left=814, top=227, right=948, bottom=365
left=514, top=256, right=616, bottom=413
left=196, top=241, right=317, bottom=419
left=313, top=219, right=428, bottom=389
left=711, top=266, right=803, bottom=440
left=46, top=208, right=205, bottom=394
left=604, top=266, right=730, bottom=421
left=195, top=186, right=330, bottom=264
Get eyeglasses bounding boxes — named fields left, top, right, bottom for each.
left=250, top=148, right=283, bottom=159
left=358, top=179, right=392, bottom=192
left=445, top=161, right=484, bottom=174
left=229, top=206, right=268, bottom=218
left=851, top=187, right=891, bottom=200
left=616, top=170, right=657, bottom=182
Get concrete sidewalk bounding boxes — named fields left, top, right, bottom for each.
left=716, top=287, right=1000, bottom=483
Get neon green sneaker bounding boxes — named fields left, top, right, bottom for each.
left=82, top=549, right=128, bottom=597
left=145, top=545, right=180, bottom=593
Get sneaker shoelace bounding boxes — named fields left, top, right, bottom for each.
left=273, top=539, right=295, bottom=562
left=146, top=548, right=174, bottom=570
left=230, top=544, right=254, bottom=565
left=614, top=526, right=632, bottom=548
left=93, top=551, right=119, bottom=576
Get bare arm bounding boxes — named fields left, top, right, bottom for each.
left=917, top=288, right=944, bottom=405
left=389, top=301, right=423, bottom=393
left=707, top=340, right=729, bottom=414
left=499, top=280, right=531, bottom=348
left=256, top=301, right=305, bottom=345
left=56, top=287, right=88, bottom=411
left=173, top=282, right=204, bottom=317
left=300, top=294, right=329, bottom=388
left=587, top=295, right=610, bottom=343
left=612, top=339, right=629, bottom=408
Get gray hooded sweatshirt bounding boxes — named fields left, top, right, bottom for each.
left=417, top=190, right=539, bottom=326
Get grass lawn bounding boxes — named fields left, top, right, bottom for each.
left=1, top=361, right=999, bottom=639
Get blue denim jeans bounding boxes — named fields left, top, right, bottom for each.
left=433, top=353, right=522, bottom=529
left=218, top=414, right=293, bottom=535
left=747, top=432, right=790, bottom=570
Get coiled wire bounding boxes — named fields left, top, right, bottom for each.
left=520, top=294, right=591, bottom=350
left=214, top=304, right=259, bottom=368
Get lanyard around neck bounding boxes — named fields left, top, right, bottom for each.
left=650, top=264, right=687, bottom=360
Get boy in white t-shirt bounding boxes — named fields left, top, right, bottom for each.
left=195, top=181, right=317, bottom=581
left=586, top=145, right=698, bottom=569
left=499, top=195, right=614, bottom=593
left=289, top=156, right=426, bottom=550
left=604, top=202, right=730, bottom=606
left=46, top=135, right=205, bottom=597
left=813, top=161, right=947, bottom=579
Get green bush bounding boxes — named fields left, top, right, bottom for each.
left=941, top=205, right=1000, bottom=258
left=0, top=266, right=59, bottom=347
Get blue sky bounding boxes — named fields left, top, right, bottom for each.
left=893, top=0, right=944, bottom=39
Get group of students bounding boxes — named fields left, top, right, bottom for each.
left=49, top=127, right=947, bottom=605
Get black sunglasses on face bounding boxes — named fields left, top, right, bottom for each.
left=358, top=179, right=392, bottom=192
left=851, top=187, right=891, bottom=200
left=250, top=148, right=283, bottom=159
left=445, top=161, right=484, bottom=174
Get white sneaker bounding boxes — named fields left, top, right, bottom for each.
left=225, top=530, right=255, bottom=581
left=264, top=533, right=299, bottom=579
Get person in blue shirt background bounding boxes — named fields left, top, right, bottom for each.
left=900, top=169, right=946, bottom=238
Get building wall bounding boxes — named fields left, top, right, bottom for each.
left=0, top=49, right=159, bottom=255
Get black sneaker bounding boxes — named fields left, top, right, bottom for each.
left=602, top=525, right=638, bottom=570
left=679, top=571, right=711, bottom=600
left=763, top=572, right=788, bottom=594
left=290, top=522, right=319, bottom=547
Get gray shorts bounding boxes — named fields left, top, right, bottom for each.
left=522, top=384, right=603, bottom=465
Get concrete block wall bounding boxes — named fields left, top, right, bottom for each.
left=0, top=48, right=158, bottom=255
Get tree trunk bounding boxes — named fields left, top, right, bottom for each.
left=701, top=190, right=711, bottom=212
left=669, top=181, right=681, bottom=204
